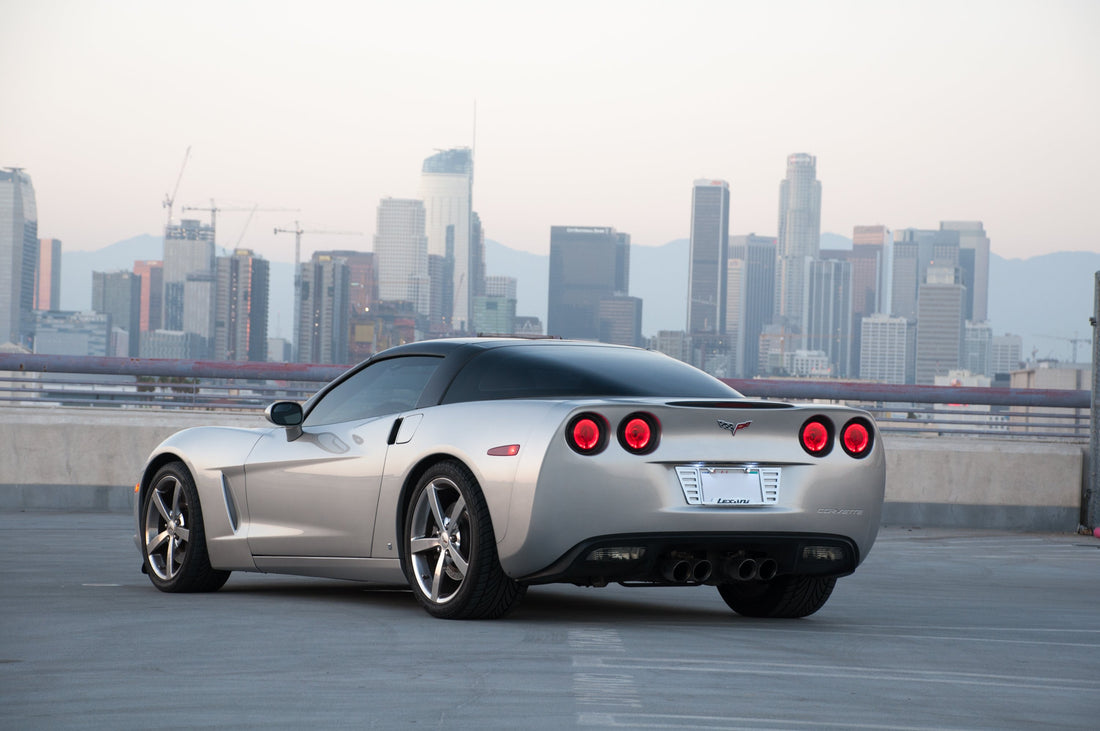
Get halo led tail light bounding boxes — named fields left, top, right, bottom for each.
left=841, top=418, right=874, bottom=458
left=566, top=413, right=609, bottom=455
left=799, top=417, right=834, bottom=457
left=617, top=412, right=661, bottom=455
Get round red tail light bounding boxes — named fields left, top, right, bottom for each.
left=617, top=413, right=660, bottom=454
left=841, top=418, right=874, bottom=458
left=566, top=413, right=609, bottom=455
left=799, top=418, right=833, bottom=457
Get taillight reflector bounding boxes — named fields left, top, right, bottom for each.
left=800, top=418, right=833, bottom=457
left=617, top=412, right=660, bottom=454
left=841, top=419, right=874, bottom=458
left=566, top=413, right=609, bottom=455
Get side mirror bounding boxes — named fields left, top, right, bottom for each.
left=265, top=401, right=303, bottom=441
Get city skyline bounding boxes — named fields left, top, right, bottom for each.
left=2, top=2, right=1097, bottom=264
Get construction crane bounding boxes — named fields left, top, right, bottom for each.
left=181, top=200, right=299, bottom=244
left=1034, top=333, right=1092, bottom=363
left=273, top=221, right=364, bottom=350
left=162, top=145, right=191, bottom=230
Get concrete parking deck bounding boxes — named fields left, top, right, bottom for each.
left=1, top=512, right=1098, bottom=729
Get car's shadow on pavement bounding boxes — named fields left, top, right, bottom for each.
left=210, top=573, right=755, bottom=624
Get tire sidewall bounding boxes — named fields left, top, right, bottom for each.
left=403, top=462, right=484, bottom=619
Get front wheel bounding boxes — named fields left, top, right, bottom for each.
left=717, top=575, right=837, bottom=618
left=141, top=462, right=230, bottom=593
left=404, top=461, right=525, bottom=619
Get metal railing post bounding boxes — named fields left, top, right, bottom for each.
left=1088, top=271, right=1100, bottom=530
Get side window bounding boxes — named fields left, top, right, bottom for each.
left=303, top=356, right=441, bottom=427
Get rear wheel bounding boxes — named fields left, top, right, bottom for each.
left=717, top=575, right=836, bottom=618
left=141, top=462, right=230, bottom=593
left=404, top=461, right=524, bottom=619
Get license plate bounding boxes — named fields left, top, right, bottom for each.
left=699, top=467, right=764, bottom=506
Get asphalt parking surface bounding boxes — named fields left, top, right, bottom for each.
left=2, top=511, right=1099, bottom=729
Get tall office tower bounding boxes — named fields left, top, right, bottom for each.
left=0, top=168, right=38, bottom=347
left=470, top=212, right=486, bottom=302
left=91, top=270, right=142, bottom=356
left=806, top=258, right=853, bottom=377
left=728, top=234, right=777, bottom=377
left=421, top=148, right=473, bottom=331
left=547, top=226, right=624, bottom=341
left=213, top=249, right=269, bottom=362
left=297, top=252, right=350, bottom=364
left=915, top=267, right=967, bottom=385
left=859, top=313, right=916, bottom=384
left=725, top=258, right=744, bottom=373
left=133, top=260, right=163, bottom=333
left=163, top=219, right=215, bottom=331
left=35, top=238, right=62, bottom=310
left=428, top=252, right=453, bottom=335
left=940, top=221, right=990, bottom=322
left=374, top=198, right=429, bottom=316
left=334, top=250, right=376, bottom=362
left=687, top=179, right=730, bottom=334
left=775, top=154, right=821, bottom=334
left=963, top=320, right=993, bottom=377
left=615, top=232, right=631, bottom=295
left=888, top=228, right=960, bottom=319
left=183, top=273, right=215, bottom=358
left=991, top=334, right=1023, bottom=375
left=473, top=275, right=518, bottom=335
left=598, top=296, right=643, bottom=347
left=32, top=311, right=109, bottom=356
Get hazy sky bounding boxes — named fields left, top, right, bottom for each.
left=3, top=0, right=1098, bottom=265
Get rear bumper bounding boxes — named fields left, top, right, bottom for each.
left=518, top=531, right=859, bottom=586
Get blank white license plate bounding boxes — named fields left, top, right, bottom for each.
left=699, top=468, right=764, bottom=506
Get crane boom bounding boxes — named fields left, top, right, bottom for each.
left=162, top=145, right=191, bottom=230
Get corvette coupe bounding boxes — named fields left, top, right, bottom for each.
left=135, top=338, right=886, bottom=619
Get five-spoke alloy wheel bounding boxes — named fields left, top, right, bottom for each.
left=141, top=462, right=230, bottom=593
left=404, top=461, right=524, bottom=619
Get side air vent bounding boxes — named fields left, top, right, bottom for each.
left=221, top=473, right=240, bottom=532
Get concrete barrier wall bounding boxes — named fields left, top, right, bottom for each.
left=0, top=407, right=1087, bottom=531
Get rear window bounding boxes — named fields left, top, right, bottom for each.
left=441, top=345, right=738, bottom=404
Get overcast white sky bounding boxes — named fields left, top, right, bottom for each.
left=2, top=0, right=1098, bottom=264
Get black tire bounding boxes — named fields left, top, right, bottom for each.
left=403, top=461, right=525, bottom=619
left=717, top=575, right=837, bottom=618
left=141, top=462, right=230, bottom=593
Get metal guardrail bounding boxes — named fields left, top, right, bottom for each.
left=0, top=353, right=1092, bottom=441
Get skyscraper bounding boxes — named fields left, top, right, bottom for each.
left=374, top=198, right=429, bottom=316
left=889, top=228, right=960, bottom=320
left=92, top=270, right=142, bottom=356
left=687, top=179, right=730, bottom=335
left=36, top=238, right=61, bottom=311
left=297, top=252, right=350, bottom=364
left=133, top=260, right=163, bottom=333
left=806, top=258, right=853, bottom=378
left=1, top=168, right=38, bottom=347
left=859, top=314, right=916, bottom=384
left=421, top=148, right=474, bottom=332
left=940, top=221, right=990, bottom=322
left=775, top=154, right=821, bottom=334
left=213, top=249, right=269, bottom=362
left=915, top=267, right=967, bottom=385
left=728, top=234, right=776, bottom=378
left=547, top=226, right=624, bottom=341
left=162, top=219, right=215, bottom=331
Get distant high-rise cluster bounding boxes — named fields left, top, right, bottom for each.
left=668, top=153, right=1006, bottom=385
left=2, top=150, right=1022, bottom=385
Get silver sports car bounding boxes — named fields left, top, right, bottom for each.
left=135, top=338, right=886, bottom=619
